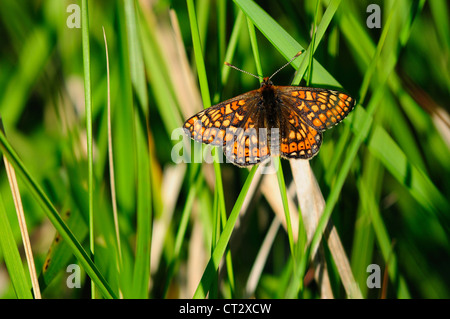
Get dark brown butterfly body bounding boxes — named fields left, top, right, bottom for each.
left=183, top=66, right=355, bottom=167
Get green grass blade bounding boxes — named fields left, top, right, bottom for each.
left=0, top=194, right=32, bottom=298
left=111, top=3, right=137, bottom=220
left=275, top=159, right=295, bottom=261
left=217, top=0, right=226, bottom=89
left=81, top=0, right=95, bottom=298
left=38, top=209, right=88, bottom=292
left=219, top=10, right=245, bottom=89
left=124, top=0, right=153, bottom=299
left=247, top=17, right=263, bottom=79
left=124, top=0, right=148, bottom=109
left=305, top=0, right=320, bottom=86
left=187, top=0, right=211, bottom=108
left=102, top=25, right=123, bottom=274
left=131, top=118, right=152, bottom=298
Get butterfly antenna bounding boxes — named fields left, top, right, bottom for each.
left=269, top=51, right=303, bottom=80
left=224, top=62, right=263, bottom=81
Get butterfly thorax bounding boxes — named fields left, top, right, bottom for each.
left=259, top=77, right=280, bottom=130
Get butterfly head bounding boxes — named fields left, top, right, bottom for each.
left=261, top=77, right=273, bottom=87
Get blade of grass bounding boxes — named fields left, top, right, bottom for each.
left=131, top=117, right=152, bottom=298
left=125, top=0, right=153, bottom=299
left=112, top=3, right=137, bottom=219
left=275, top=158, right=296, bottom=261
left=81, top=0, right=95, bottom=298
left=237, top=1, right=339, bottom=296
left=305, top=0, right=320, bottom=86
left=124, top=0, right=148, bottom=109
left=247, top=18, right=263, bottom=79
left=3, top=145, right=41, bottom=298
left=294, top=1, right=351, bottom=298
left=219, top=10, right=245, bottom=89
left=0, top=193, right=32, bottom=299
left=359, top=1, right=397, bottom=105
left=214, top=11, right=250, bottom=297
left=187, top=0, right=211, bottom=108
left=196, top=0, right=210, bottom=56
left=102, top=26, right=122, bottom=273
left=38, top=208, right=88, bottom=292
left=216, top=0, right=226, bottom=94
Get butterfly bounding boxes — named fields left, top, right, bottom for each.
left=183, top=52, right=356, bottom=167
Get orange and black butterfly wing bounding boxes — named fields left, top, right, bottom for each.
left=278, top=86, right=355, bottom=133
left=278, top=105, right=322, bottom=159
left=183, top=92, right=254, bottom=146
left=183, top=91, right=270, bottom=166
left=222, top=113, right=271, bottom=166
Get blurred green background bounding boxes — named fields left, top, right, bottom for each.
left=0, top=0, right=448, bottom=299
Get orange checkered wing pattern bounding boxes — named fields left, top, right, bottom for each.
left=278, top=105, right=322, bottom=159
left=183, top=91, right=271, bottom=166
left=279, top=87, right=356, bottom=133
left=183, top=77, right=356, bottom=166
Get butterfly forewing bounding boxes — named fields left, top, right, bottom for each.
left=183, top=92, right=256, bottom=146
left=183, top=91, right=271, bottom=166
left=279, top=86, right=355, bottom=133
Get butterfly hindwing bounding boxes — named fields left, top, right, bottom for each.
left=278, top=106, right=322, bottom=159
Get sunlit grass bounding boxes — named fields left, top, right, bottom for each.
left=0, top=0, right=448, bottom=299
